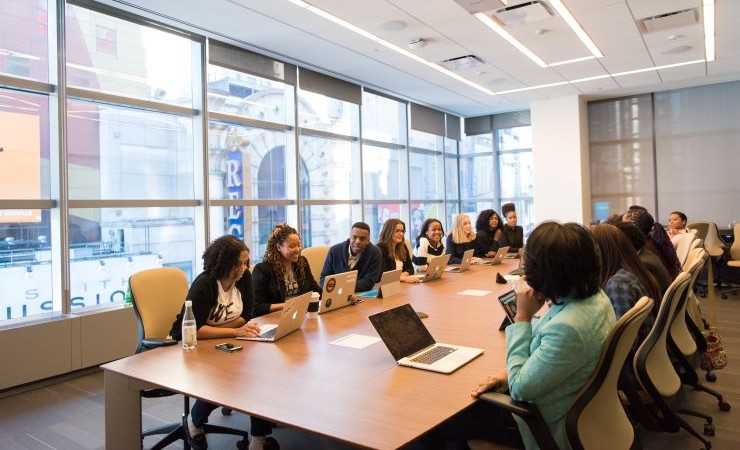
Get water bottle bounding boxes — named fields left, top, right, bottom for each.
left=181, top=300, right=197, bottom=350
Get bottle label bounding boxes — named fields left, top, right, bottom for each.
left=182, top=327, right=197, bottom=348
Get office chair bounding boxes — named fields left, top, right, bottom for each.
left=675, top=232, right=698, bottom=269
left=632, top=272, right=713, bottom=450
left=477, top=297, right=654, bottom=450
left=688, top=222, right=726, bottom=298
left=301, top=245, right=330, bottom=285
left=130, top=267, right=249, bottom=450
left=718, top=222, right=740, bottom=299
left=667, top=254, right=730, bottom=411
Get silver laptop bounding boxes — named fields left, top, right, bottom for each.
left=446, top=248, right=474, bottom=272
left=508, top=248, right=526, bottom=276
left=416, top=254, right=450, bottom=282
left=486, top=246, right=510, bottom=265
left=357, top=269, right=402, bottom=298
left=369, top=303, right=484, bottom=374
left=318, top=270, right=358, bottom=314
left=237, top=292, right=311, bottom=342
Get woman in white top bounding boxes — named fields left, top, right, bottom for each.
left=667, top=211, right=688, bottom=249
left=413, top=218, right=445, bottom=271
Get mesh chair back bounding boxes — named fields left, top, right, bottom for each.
left=675, top=232, right=697, bottom=268
left=671, top=250, right=707, bottom=357
left=302, top=245, right=330, bottom=285
left=634, top=272, right=690, bottom=398
left=129, top=267, right=189, bottom=351
left=567, top=297, right=654, bottom=450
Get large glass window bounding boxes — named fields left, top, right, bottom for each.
left=298, top=90, right=358, bottom=136
left=0, top=0, right=49, bottom=82
left=498, top=125, right=534, bottom=234
left=363, top=144, right=406, bottom=201
left=66, top=4, right=194, bottom=108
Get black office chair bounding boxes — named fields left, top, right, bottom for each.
left=130, top=267, right=249, bottom=450
left=632, top=272, right=713, bottom=450
left=477, top=297, right=654, bottom=450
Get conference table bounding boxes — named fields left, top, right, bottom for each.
left=102, top=258, right=523, bottom=449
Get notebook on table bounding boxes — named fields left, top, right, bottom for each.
left=319, top=270, right=358, bottom=314
left=237, top=292, right=311, bottom=342
left=416, top=254, right=450, bottom=282
left=446, top=249, right=474, bottom=272
left=369, top=303, right=484, bottom=374
left=356, top=269, right=402, bottom=299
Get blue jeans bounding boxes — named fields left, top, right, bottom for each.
left=191, top=400, right=273, bottom=437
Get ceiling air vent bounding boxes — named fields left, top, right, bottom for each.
left=439, top=55, right=485, bottom=71
left=639, top=8, right=699, bottom=33
left=492, top=1, right=553, bottom=27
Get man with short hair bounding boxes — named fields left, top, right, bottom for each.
left=320, top=222, right=382, bottom=292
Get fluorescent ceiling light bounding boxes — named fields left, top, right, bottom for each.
left=286, top=0, right=495, bottom=95
left=547, top=0, right=603, bottom=58
left=703, top=0, right=715, bottom=61
left=474, top=12, right=547, bottom=67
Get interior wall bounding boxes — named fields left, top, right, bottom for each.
left=0, top=308, right=137, bottom=390
left=531, top=96, right=590, bottom=225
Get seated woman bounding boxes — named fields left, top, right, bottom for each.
left=667, top=211, right=689, bottom=249
left=498, top=202, right=524, bottom=252
left=377, top=218, right=420, bottom=283
left=252, top=223, right=321, bottom=317
left=412, top=218, right=445, bottom=272
left=445, top=214, right=483, bottom=265
left=592, top=223, right=660, bottom=346
left=616, top=221, right=673, bottom=298
left=625, top=207, right=682, bottom=279
left=474, top=209, right=502, bottom=258
left=169, top=235, right=277, bottom=450
left=419, top=222, right=615, bottom=449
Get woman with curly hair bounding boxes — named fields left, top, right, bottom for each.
left=252, top=223, right=321, bottom=317
left=169, top=235, right=276, bottom=450
left=624, top=206, right=682, bottom=279
left=377, top=218, right=420, bottom=283
left=474, top=209, right=503, bottom=257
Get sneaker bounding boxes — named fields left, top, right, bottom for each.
left=183, top=415, right=208, bottom=450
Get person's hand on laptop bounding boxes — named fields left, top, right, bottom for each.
left=401, top=273, right=421, bottom=283
left=233, top=322, right=261, bottom=338
left=471, top=369, right=509, bottom=398
left=470, top=256, right=485, bottom=264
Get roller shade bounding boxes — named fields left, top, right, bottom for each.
left=209, top=40, right=296, bottom=84
left=299, top=69, right=362, bottom=104
left=410, top=103, right=445, bottom=135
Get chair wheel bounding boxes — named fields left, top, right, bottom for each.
left=236, top=438, right=249, bottom=450
left=705, top=372, right=717, bottom=382
left=704, top=423, right=715, bottom=436
left=221, top=407, right=232, bottom=415
left=719, top=401, right=731, bottom=411
left=264, top=436, right=280, bottom=450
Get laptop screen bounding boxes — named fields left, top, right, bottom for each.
left=369, top=304, right=436, bottom=361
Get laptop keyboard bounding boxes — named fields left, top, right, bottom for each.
left=411, top=345, right=457, bottom=364
left=260, top=328, right=277, bottom=339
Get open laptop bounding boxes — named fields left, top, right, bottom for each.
left=356, top=269, right=402, bottom=298
left=416, top=253, right=450, bottom=282
left=318, top=270, right=358, bottom=314
left=446, top=248, right=474, bottom=272
left=369, top=303, right=484, bottom=374
left=237, top=292, right=311, bottom=342
left=486, top=246, right=510, bottom=265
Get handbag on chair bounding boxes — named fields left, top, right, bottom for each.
left=701, top=259, right=728, bottom=375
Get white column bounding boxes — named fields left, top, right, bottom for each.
left=531, top=96, right=591, bottom=225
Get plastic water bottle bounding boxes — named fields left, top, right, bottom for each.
left=181, top=300, right=197, bottom=350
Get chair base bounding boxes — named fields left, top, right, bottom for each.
left=144, top=415, right=249, bottom=450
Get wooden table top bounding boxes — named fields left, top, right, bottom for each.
left=103, top=259, right=521, bottom=449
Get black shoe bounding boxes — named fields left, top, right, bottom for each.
left=183, top=415, right=208, bottom=450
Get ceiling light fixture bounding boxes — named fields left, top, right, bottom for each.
left=547, top=0, right=603, bottom=58
left=703, top=0, right=715, bottom=61
left=286, top=0, right=495, bottom=95
left=548, top=55, right=596, bottom=67
left=474, top=12, right=547, bottom=67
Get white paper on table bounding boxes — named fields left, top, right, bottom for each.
left=330, top=334, right=381, bottom=349
left=457, top=289, right=492, bottom=297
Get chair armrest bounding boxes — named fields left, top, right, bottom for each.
left=478, top=392, right=559, bottom=450
left=142, top=338, right=178, bottom=349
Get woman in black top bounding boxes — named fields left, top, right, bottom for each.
left=413, top=218, right=445, bottom=270
left=377, top=218, right=420, bottom=283
left=474, top=209, right=503, bottom=257
left=252, top=223, right=320, bottom=317
left=445, top=214, right=483, bottom=265
left=499, top=203, right=524, bottom=251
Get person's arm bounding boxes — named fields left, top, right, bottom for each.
left=445, top=235, right=463, bottom=264
left=355, top=245, right=382, bottom=292
left=252, top=263, right=283, bottom=316
left=319, top=245, right=337, bottom=289
left=400, top=250, right=420, bottom=283
left=412, top=237, right=430, bottom=267
left=473, top=233, right=491, bottom=258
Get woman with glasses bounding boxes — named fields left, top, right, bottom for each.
left=378, top=218, right=420, bottom=283
left=169, top=235, right=276, bottom=450
left=252, top=223, right=321, bottom=317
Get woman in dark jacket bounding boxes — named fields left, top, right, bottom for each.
left=252, top=223, right=320, bottom=317
left=377, top=218, right=420, bottom=283
left=474, top=209, right=503, bottom=257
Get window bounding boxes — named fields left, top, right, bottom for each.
left=0, top=0, right=49, bottom=83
